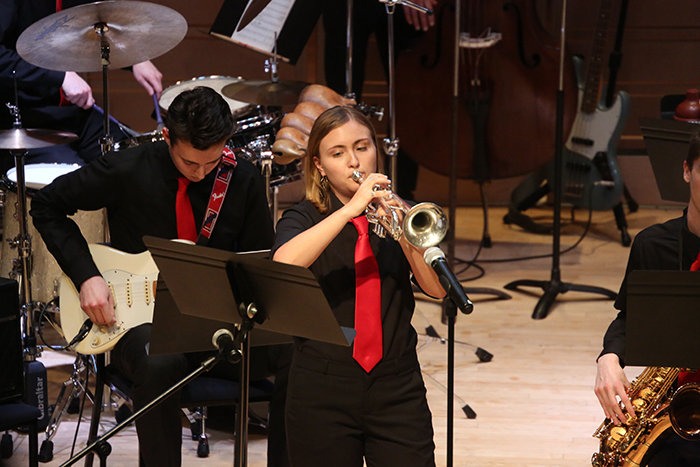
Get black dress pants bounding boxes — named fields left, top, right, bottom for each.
left=285, top=351, right=435, bottom=467
left=110, top=323, right=292, bottom=467
left=645, top=432, right=700, bottom=467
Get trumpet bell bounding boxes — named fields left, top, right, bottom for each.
left=404, top=202, right=448, bottom=249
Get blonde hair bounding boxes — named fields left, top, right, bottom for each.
left=304, top=106, right=384, bottom=213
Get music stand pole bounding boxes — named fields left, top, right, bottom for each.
left=503, top=0, right=616, bottom=319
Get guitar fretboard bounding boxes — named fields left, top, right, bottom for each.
left=580, top=0, right=615, bottom=114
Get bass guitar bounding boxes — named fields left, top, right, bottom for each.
left=59, top=244, right=159, bottom=355
left=547, top=0, right=629, bottom=212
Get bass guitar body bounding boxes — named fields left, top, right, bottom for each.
left=548, top=55, right=630, bottom=212
left=60, top=244, right=159, bottom=355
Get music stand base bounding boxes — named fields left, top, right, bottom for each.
left=504, top=278, right=616, bottom=320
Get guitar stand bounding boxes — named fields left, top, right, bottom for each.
left=503, top=169, right=636, bottom=246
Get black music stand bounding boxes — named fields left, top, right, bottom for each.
left=639, top=117, right=698, bottom=204
left=626, top=270, right=700, bottom=368
left=61, top=238, right=350, bottom=467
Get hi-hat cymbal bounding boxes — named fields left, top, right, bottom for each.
left=0, top=128, right=78, bottom=150
left=221, top=80, right=309, bottom=107
left=16, top=1, right=187, bottom=72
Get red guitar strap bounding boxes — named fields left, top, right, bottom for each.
left=197, top=147, right=237, bottom=244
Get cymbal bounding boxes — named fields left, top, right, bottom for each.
left=0, top=128, right=78, bottom=150
left=221, top=80, right=309, bottom=107
left=16, top=1, right=187, bottom=72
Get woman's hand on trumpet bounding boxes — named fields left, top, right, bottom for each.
left=342, top=172, right=391, bottom=220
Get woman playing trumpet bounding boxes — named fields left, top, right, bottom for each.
left=272, top=106, right=445, bottom=467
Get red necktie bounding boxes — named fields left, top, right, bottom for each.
left=350, top=217, right=382, bottom=372
left=679, top=250, right=700, bottom=386
left=176, top=177, right=198, bottom=242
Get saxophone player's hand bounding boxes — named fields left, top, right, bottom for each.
left=595, top=353, right=635, bottom=425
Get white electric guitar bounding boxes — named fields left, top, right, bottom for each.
left=60, top=244, right=159, bottom=355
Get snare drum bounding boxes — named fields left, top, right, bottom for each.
left=159, top=76, right=252, bottom=117
left=112, top=130, right=164, bottom=152
left=0, top=164, right=106, bottom=303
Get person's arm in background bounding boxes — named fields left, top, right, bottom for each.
left=402, top=0, right=438, bottom=32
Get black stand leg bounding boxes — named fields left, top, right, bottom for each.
left=612, top=202, right=631, bottom=247
left=623, top=183, right=638, bottom=213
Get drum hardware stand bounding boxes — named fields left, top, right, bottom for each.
left=96, top=23, right=114, bottom=155
left=503, top=0, right=616, bottom=320
left=378, top=0, right=433, bottom=191
left=4, top=102, right=39, bottom=358
left=38, top=355, right=98, bottom=462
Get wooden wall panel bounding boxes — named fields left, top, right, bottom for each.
left=82, top=0, right=700, bottom=208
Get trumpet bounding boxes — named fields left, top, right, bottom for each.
left=351, top=170, right=447, bottom=249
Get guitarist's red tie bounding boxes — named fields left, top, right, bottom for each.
left=350, top=216, right=382, bottom=373
left=678, top=250, right=700, bottom=386
left=176, top=177, right=197, bottom=242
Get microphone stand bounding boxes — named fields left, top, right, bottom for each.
left=503, top=0, right=616, bottom=320
left=63, top=350, right=224, bottom=467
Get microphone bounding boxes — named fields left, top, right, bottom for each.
left=423, top=247, right=474, bottom=314
left=212, top=328, right=241, bottom=364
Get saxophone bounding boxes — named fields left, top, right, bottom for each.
left=592, top=367, right=700, bottom=467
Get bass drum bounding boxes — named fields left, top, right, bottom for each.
left=1, top=164, right=106, bottom=304
left=159, top=76, right=252, bottom=118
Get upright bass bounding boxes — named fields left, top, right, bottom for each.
left=395, top=0, right=577, bottom=181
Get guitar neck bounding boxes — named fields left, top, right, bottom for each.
left=580, top=0, right=615, bottom=114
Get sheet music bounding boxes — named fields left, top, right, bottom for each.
left=231, top=0, right=295, bottom=53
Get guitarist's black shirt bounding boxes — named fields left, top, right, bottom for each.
left=30, top=141, right=274, bottom=290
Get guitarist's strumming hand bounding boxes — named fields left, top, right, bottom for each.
left=80, top=276, right=116, bottom=326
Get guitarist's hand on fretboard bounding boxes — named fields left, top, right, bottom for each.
left=80, top=275, right=116, bottom=326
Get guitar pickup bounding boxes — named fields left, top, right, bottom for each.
left=571, top=137, right=594, bottom=147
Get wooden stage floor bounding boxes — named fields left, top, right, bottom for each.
left=4, top=205, right=683, bottom=467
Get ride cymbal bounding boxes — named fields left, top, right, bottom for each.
left=221, top=80, right=309, bottom=107
left=16, top=1, right=187, bottom=72
left=0, top=128, right=78, bottom=150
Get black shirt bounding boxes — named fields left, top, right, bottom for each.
left=31, top=141, right=274, bottom=289
left=601, top=211, right=700, bottom=366
left=0, top=0, right=87, bottom=111
left=271, top=194, right=418, bottom=364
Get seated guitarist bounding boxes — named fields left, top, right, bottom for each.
left=594, top=131, right=700, bottom=466
left=30, top=87, right=291, bottom=467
